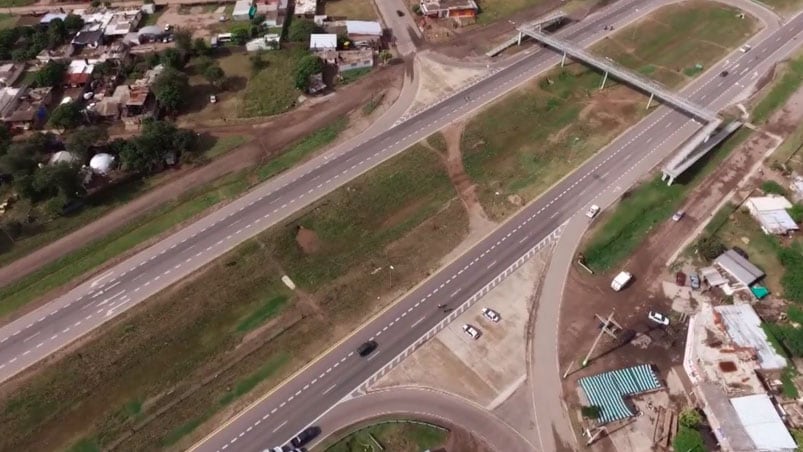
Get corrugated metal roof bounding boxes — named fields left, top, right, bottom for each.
left=233, top=0, right=252, bottom=15
left=730, top=394, right=797, bottom=451
left=578, top=364, right=661, bottom=424
left=309, top=33, right=336, bottom=50
left=715, top=250, right=764, bottom=286
left=345, top=20, right=382, bottom=36
left=756, top=209, right=798, bottom=234
left=715, top=304, right=787, bottom=370
left=747, top=195, right=792, bottom=212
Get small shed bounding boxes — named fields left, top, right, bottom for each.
left=309, top=33, right=336, bottom=50
left=714, top=250, right=764, bottom=287
left=233, top=0, right=253, bottom=21
left=745, top=195, right=798, bottom=235
left=700, top=266, right=728, bottom=287
left=730, top=394, right=796, bottom=450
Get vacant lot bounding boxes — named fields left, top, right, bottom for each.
left=323, top=422, right=448, bottom=452
left=0, top=143, right=467, bottom=452
left=476, top=0, right=550, bottom=24
left=461, top=1, right=756, bottom=220
left=323, top=0, right=378, bottom=19
left=241, top=47, right=307, bottom=118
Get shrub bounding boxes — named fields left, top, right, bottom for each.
left=679, top=408, right=703, bottom=428
left=789, top=204, right=803, bottom=223
left=761, top=180, right=786, bottom=195
left=673, top=426, right=705, bottom=452
left=779, top=247, right=803, bottom=303
left=696, top=235, right=726, bottom=261
left=580, top=405, right=601, bottom=419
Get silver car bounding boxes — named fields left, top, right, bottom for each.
left=462, top=324, right=481, bottom=339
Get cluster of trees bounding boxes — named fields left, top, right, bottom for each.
left=0, top=120, right=197, bottom=217
left=0, top=15, right=84, bottom=62
left=294, top=54, right=323, bottom=91
left=673, top=409, right=705, bottom=452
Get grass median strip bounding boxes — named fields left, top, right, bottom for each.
left=323, top=421, right=448, bottom=452
left=0, top=119, right=347, bottom=320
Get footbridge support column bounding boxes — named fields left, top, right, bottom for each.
left=646, top=93, right=654, bottom=110
left=599, top=71, right=608, bottom=90
left=561, top=51, right=566, bottom=67
left=661, top=172, right=675, bottom=186
left=517, top=31, right=522, bottom=46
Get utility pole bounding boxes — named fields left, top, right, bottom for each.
left=582, top=311, right=618, bottom=367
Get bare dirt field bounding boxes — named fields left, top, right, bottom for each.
left=556, top=82, right=803, bottom=452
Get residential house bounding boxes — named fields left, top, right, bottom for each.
left=336, top=49, right=373, bottom=73
left=0, top=87, right=53, bottom=130
left=344, top=20, right=382, bottom=47
left=71, top=29, right=104, bottom=49
left=134, top=25, right=166, bottom=44
left=309, top=33, right=336, bottom=51
left=683, top=303, right=796, bottom=452
left=257, top=0, right=287, bottom=27
left=103, top=9, right=143, bottom=37
left=0, top=63, right=24, bottom=87
left=39, top=12, right=68, bottom=26
left=65, top=60, right=94, bottom=89
left=233, top=0, right=253, bottom=21
left=294, top=0, right=317, bottom=17
left=714, top=249, right=765, bottom=288
left=75, top=41, right=130, bottom=64
left=37, top=44, right=75, bottom=64
left=745, top=195, right=799, bottom=235
left=420, top=0, right=479, bottom=23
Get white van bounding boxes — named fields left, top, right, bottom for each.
left=611, top=271, right=632, bottom=291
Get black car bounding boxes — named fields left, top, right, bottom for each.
left=291, top=426, right=321, bottom=447
left=357, top=340, right=378, bottom=357
left=396, top=9, right=405, bottom=16
left=720, top=70, right=729, bottom=77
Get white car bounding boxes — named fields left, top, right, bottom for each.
left=648, top=311, right=670, bottom=326
left=586, top=204, right=600, bottom=219
left=462, top=324, right=481, bottom=339
left=672, top=210, right=684, bottom=222
left=209, top=95, right=217, bottom=104
left=482, top=307, right=500, bottom=322
left=740, top=44, right=751, bottom=53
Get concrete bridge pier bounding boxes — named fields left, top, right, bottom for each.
left=661, top=172, right=675, bottom=186
left=600, top=71, right=609, bottom=90
left=646, top=93, right=654, bottom=109
left=561, top=51, right=566, bottom=67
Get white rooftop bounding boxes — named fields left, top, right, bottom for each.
left=295, top=0, right=316, bottom=15
left=730, top=394, right=797, bottom=451
left=233, top=0, right=252, bottom=16
left=68, top=59, right=94, bottom=75
left=345, top=20, right=382, bottom=36
left=309, top=33, right=336, bottom=50
left=747, top=195, right=793, bottom=212
left=716, top=305, right=787, bottom=370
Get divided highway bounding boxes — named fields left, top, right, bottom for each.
left=194, top=3, right=799, bottom=452
left=0, top=0, right=658, bottom=384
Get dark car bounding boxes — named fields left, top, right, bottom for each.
left=291, top=426, right=321, bottom=447
left=396, top=9, right=405, bottom=16
left=675, top=271, right=686, bottom=286
left=357, top=340, right=378, bottom=357
left=720, top=70, right=729, bottom=77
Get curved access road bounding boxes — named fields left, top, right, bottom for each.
left=312, top=387, right=532, bottom=452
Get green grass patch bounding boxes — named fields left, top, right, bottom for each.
left=782, top=367, right=799, bottom=398
left=67, top=437, right=100, bottom=452
left=162, top=416, right=207, bottom=447
left=0, top=0, right=34, bottom=6
left=203, top=135, right=251, bottom=159
left=323, top=0, right=378, bottom=20
left=325, top=422, right=448, bottom=452
left=0, top=13, right=18, bottom=31
left=584, top=129, right=750, bottom=272
left=362, top=93, right=384, bottom=116
left=339, top=67, right=372, bottom=85
left=257, top=118, right=348, bottom=181
left=142, top=7, right=166, bottom=26
left=476, top=0, right=548, bottom=24
left=683, top=64, right=704, bottom=77
left=219, top=352, right=290, bottom=405
left=752, top=52, right=803, bottom=123
left=235, top=295, right=290, bottom=332
left=240, top=47, right=307, bottom=117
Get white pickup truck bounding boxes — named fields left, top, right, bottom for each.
left=611, top=271, right=632, bottom=291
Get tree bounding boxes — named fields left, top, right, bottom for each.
left=678, top=409, right=702, bottom=428
left=203, top=64, right=225, bottom=88
left=33, top=61, right=66, bottom=88
left=195, top=56, right=215, bottom=73
left=152, top=67, right=190, bottom=112
left=47, top=18, right=67, bottom=49
left=379, top=50, right=392, bottom=65
left=193, top=37, right=211, bottom=57
left=294, top=54, right=323, bottom=91
left=173, top=29, right=192, bottom=55
left=49, top=103, right=83, bottom=130
left=231, top=25, right=250, bottom=45
left=64, top=14, right=84, bottom=33
left=696, top=235, right=726, bottom=261
left=90, top=0, right=101, bottom=7
left=32, top=162, right=85, bottom=201
left=160, top=47, right=185, bottom=69
left=580, top=405, right=601, bottom=419
left=66, top=126, right=108, bottom=161
left=673, top=426, right=705, bottom=452
left=288, top=19, right=318, bottom=42
left=120, top=120, right=196, bottom=173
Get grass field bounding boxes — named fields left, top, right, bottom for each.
left=2, top=144, right=467, bottom=452
left=582, top=130, right=749, bottom=271
left=241, top=47, right=307, bottom=117
left=761, top=0, right=803, bottom=13
left=0, top=13, right=17, bottom=30
left=462, top=1, right=756, bottom=221
left=0, top=0, right=35, bottom=6
left=323, top=422, right=448, bottom=452
left=0, top=121, right=346, bottom=321
left=323, top=0, right=378, bottom=19
left=751, top=52, right=803, bottom=123
left=476, top=0, right=548, bottom=24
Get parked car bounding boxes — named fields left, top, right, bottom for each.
left=291, top=426, right=321, bottom=447
left=689, top=273, right=700, bottom=289
left=396, top=9, right=405, bottom=16
left=269, top=446, right=292, bottom=452
left=648, top=311, right=670, bottom=326
left=462, top=324, right=481, bottom=340
left=672, top=210, right=685, bottom=221
left=675, top=271, right=686, bottom=286
left=209, top=94, right=217, bottom=103
left=482, top=307, right=500, bottom=322
left=357, top=340, right=377, bottom=357
left=586, top=204, right=600, bottom=219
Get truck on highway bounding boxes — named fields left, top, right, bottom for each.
left=611, top=271, right=632, bottom=291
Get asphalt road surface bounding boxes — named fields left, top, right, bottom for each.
left=0, top=0, right=660, bottom=385
left=192, top=5, right=802, bottom=452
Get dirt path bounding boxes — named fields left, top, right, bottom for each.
left=438, top=121, right=492, bottom=229
left=0, top=65, right=405, bottom=294
left=556, top=86, right=803, bottom=423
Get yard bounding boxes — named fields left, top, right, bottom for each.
left=0, top=142, right=468, bottom=452
left=461, top=0, right=757, bottom=220
left=323, top=0, right=378, bottom=20
left=322, top=421, right=448, bottom=452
